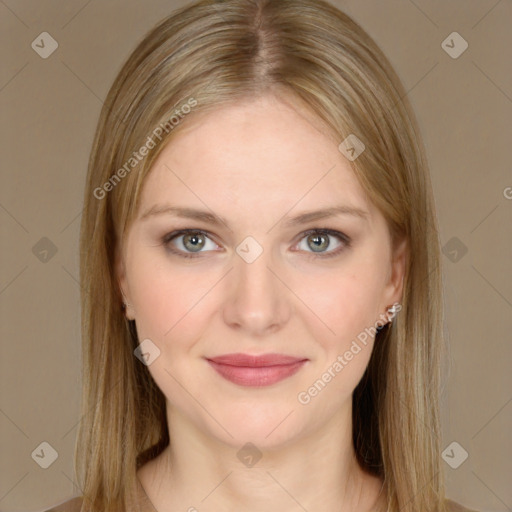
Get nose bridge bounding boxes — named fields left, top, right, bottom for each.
left=222, top=237, right=291, bottom=334
left=237, top=245, right=275, bottom=294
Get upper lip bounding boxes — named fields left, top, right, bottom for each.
left=206, top=353, right=308, bottom=367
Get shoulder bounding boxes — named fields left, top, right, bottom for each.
left=40, top=475, right=150, bottom=512
left=445, top=498, right=479, bottom=512
left=43, top=496, right=83, bottom=512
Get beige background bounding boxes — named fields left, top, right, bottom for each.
left=1, top=0, right=511, bottom=511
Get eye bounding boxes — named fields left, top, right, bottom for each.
left=294, top=229, right=351, bottom=258
left=162, top=229, right=219, bottom=259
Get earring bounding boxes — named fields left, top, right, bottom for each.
left=386, top=302, right=401, bottom=323
left=377, top=302, right=402, bottom=332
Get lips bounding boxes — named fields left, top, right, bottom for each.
left=206, top=353, right=308, bottom=387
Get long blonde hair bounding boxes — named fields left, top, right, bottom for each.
left=77, top=0, right=446, bottom=510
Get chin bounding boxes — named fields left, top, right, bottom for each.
left=200, top=401, right=310, bottom=451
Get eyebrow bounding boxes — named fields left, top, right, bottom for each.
left=138, top=204, right=369, bottom=228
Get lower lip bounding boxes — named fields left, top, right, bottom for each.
left=207, top=360, right=307, bottom=387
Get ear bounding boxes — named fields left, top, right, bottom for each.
left=115, top=245, right=135, bottom=320
left=381, top=236, right=408, bottom=309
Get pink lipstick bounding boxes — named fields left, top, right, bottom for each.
left=206, top=353, right=308, bottom=387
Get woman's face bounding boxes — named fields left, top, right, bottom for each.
left=117, top=94, right=406, bottom=449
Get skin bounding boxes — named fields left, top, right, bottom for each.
left=117, top=92, right=407, bottom=512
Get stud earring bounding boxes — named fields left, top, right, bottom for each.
left=377, top=302, right=402, bottom=332
left=386, top=302, right=401, bottom=323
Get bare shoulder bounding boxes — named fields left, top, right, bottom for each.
left=43, top=496, right=83, bottom=512
left=445, top=498, right=479, bottom=512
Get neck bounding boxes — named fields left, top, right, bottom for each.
left=138, top=401, right=385, bottom=512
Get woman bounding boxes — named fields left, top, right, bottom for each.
left=45, top=0, right=477, bottom=510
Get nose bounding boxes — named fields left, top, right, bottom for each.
left=222, top=245, right=292, bottom=337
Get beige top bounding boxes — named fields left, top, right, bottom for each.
left=43, top=477, right=156, bottom=512
left=44, top=481, right=478, bottom=512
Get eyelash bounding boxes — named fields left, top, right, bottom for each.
left=161, top=228, right=351, bottom=260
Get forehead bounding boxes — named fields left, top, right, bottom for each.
left=137, top=95, right=375, bottom=222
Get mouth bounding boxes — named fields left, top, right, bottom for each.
left=205, top=353, right=308, bottom=387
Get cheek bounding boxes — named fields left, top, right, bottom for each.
left=127, top=250, right=210, bottom=341
left=298, top=263, right=386, bottom=348
left=295, top=270, right=382, bottom=407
